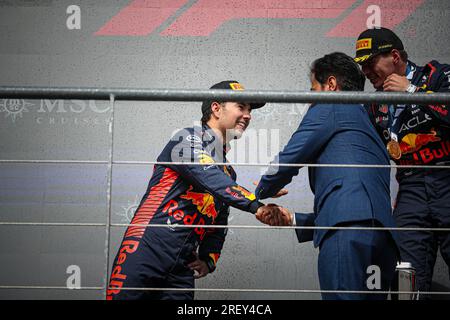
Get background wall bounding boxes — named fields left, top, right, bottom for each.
left=0, top=0, right=449, bottom=299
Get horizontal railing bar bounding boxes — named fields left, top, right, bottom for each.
left=0, top=222, right=107, bottom=227
left=0, top=222, right=448, bottom=232
left=1, top=87, right=449, bottom=104
left=0, top=286, right=103, bottom=290
left=110, top=224, right=450, bottom=232
left=108, top=287, right=443, bottom=295
left=0, top=160, right=108, bottom=164
left=0, top=285, right=443, bottom=296
left=0, top=159, right=449, bottom=169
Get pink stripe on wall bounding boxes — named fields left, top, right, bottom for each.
left=161, top=0, right=356, bottom=36
left=326, top=0, right=425, bottom=38
left=95, top=0, right=188, bottom=36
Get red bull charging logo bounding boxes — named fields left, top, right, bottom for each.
left=399, top=131, right=441, bottom=155
left=180, top=186, right=218, bottom=220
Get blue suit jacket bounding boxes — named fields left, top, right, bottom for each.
left=255, top=103, right=398, bottom=248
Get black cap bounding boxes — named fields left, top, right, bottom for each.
left=354, top=27, right=404, bottom=64
left=201, top=80, right=266, bottom=115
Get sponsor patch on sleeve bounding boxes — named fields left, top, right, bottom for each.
left=186, top=134, right=202, bottom=144
left=197, top=152, right=215, bottom=164
left=209, top=253, right=220, bottom=265
left=232, top=186, right=256, bottom=201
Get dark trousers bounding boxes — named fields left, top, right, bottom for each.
left=108, top=234, right=195, bottom=300
left=318, top=220, right=398, bottom=300
left=394, top=169, right=450, bottom=299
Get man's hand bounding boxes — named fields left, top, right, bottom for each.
left=272, top=189, right=289, bottom=198
left=383, top=74, right=410, bottom=92
left=253, top=181, right=288, bottom=198
left=256, top=204, right=293, bottom=226
left=187, top=252, right=209, bottom=279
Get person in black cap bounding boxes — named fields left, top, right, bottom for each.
left=355, top=27, right=450, bottom=299
left=107, top=80, right=290, bottom=300
left=200, top=80, right=265, bottom=140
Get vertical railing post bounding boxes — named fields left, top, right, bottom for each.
left=391, top=262, right=417, bottom=300
left=104, top=94, right=116, bottom=299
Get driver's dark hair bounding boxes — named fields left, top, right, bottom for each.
left=201, top=101, right=224, bottom=125
left=311, top=52, right=366, bottom=91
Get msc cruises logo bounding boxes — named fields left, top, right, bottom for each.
left=0, top=99, right=110, bottom=125
left=116, top=195, right=141, bottom=223
left=0, top=99, right=32, bottom=123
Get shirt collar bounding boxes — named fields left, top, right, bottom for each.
left=406, top=61, right=416, bottom=80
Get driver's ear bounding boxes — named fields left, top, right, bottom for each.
left=327, top=76, right=338, bottom=92
left=391, top=49, right=401, bottom=65
left=211, top=102, right=222, bottom=118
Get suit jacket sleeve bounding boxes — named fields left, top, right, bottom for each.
left=255, top=104, right=336, bottom=199
left=294, top=212, right=315, bottom=243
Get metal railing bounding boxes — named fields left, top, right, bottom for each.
left=1, top=86, right=450, bottom=299
left=1, top=86, right=450, bottom=104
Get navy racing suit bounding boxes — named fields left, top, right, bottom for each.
left=107, top=124, right=263, bottom=300
left=366, top=60, right=450, bottom=297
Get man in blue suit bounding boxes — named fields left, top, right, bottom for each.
left=255, top=52, right=399, bottom=300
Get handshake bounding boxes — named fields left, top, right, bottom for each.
left=255, top=204, right=293, bottom=226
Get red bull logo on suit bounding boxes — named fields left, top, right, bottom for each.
left=180, top=186, right=218, bottom=220
left=399, top=131, right=441, bottom=154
